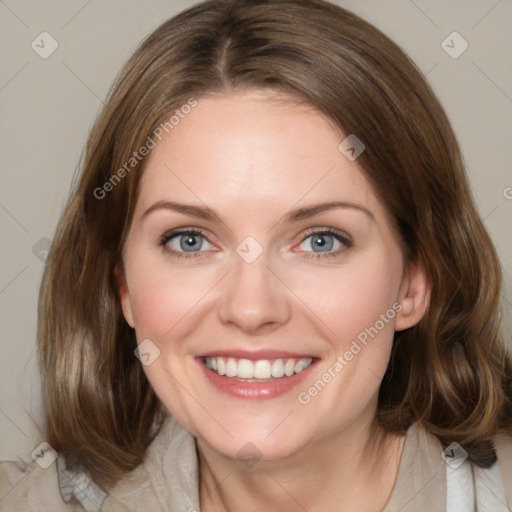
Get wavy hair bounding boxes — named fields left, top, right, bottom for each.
left=38, top=0, right=512, bottom=491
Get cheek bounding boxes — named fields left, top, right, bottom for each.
left=128, top=260, right=216, bottom=339
left=289, top=253, right=401, bottom=351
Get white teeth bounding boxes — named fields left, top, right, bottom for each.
left=237, top=359, right=254, bottom=379
left=294, top=359, right=309, bottom=374
left=203, top=356, right=314, bottom=379
left=254, top=360, right=271, bottom=379
left=271, top=359, right=285, bottom=378
left=217, top=358, right=226, bottom=376
left=226, top=358, right=237, bottom=377
left=284, top=359, right=295, bottom=376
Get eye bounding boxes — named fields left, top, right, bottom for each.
left=159, top=228, right=214, bottom=260
left=295, top=228, right=352, bottom=259
left=159, top=227, right=352, bottom=261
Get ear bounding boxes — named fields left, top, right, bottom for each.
left=114, top=262, right=135, bottom=328
left=395, top=259, right=430, bottom=332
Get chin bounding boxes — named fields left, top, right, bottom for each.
left=196, top=418, right=312, bottom=464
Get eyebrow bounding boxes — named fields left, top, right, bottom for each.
left=142, top=200, right=375, bottom=224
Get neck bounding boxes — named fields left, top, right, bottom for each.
left=197, top=414, right=406, bottom=512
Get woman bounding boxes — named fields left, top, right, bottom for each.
left=1, top=0, right=511, bottom=511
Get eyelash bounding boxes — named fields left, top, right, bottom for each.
left=158, top=227, right=352, bottom=261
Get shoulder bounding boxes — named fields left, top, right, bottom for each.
left=1, top=414, right=196, bottom=512
left=0, top=451, right=160, bottom=512
left=493, top=430, right=512, bottom=507
left=0, top=456, right=81, bottom=512
left=384, top=421, right=447, bottom=512
left=426, top=426, right=512, bottom=511
left=0, top=452, right=163, bottom=512
left=387, top=422, right=512, bottom=512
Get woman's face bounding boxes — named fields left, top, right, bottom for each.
left=118, top=89, right=425, bottom=462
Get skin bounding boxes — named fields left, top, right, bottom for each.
left=117, top=89, right=430, bottom=512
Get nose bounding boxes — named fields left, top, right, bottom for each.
left=218, top=249, right=292, bottom=335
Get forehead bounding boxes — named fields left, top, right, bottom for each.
left=137, top=89, right=387, bottom=224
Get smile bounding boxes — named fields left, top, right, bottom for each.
left=197, top=352, right=319, bottom=399
left=203, top=356, right=313, bottom=380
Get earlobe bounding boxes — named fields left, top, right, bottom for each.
left=395, top=260, right=430, bottom=332
left=399, top=297, right=414, bottom=318
left=114, top=263, right=135, bottom=328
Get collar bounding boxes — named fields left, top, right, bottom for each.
left=57, top=414, right=509, bottom=512
left=57, top=455, right=108, bottom=512
left=56, top=413, right=200, bottom=512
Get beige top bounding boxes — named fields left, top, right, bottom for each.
left=1, top=413, right=511, bottom=511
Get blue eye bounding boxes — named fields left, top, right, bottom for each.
left=159, top=227, right=351, bottom=261
left=160, top=229, right=213, bottom=260
left=300, top=232, right=337, bottom=252
left=296, top=228, right=351, bottom=259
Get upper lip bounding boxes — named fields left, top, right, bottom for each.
left=196, top=349, right=318, bottom=361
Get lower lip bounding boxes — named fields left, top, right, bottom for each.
left=197, top=358, right=318, bottom=400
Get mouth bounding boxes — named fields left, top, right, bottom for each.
left=196, top=352, right=319, bottom=399
left=202, top=356, right=314, bottom=381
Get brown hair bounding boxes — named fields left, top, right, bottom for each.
left=38, top=0, right=512, bottom=491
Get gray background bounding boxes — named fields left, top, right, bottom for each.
left=1, top=0, right=511, bottom=460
